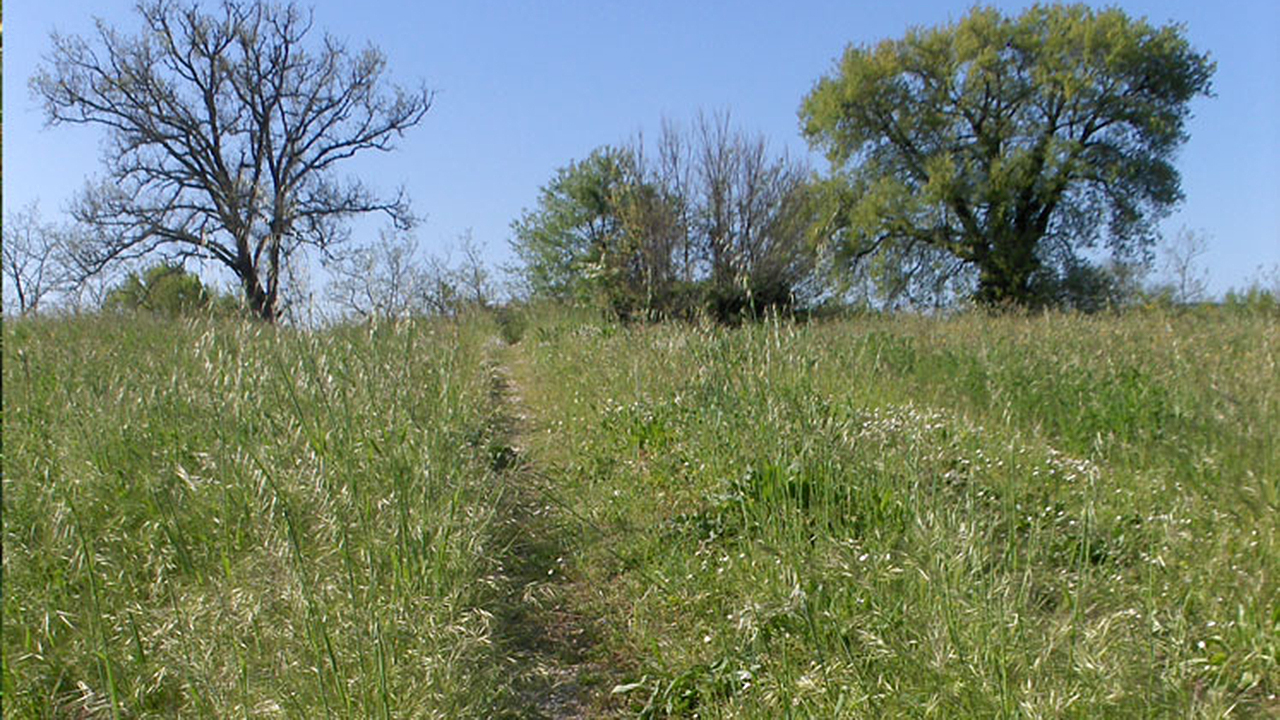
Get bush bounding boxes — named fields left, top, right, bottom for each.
left=1224, top=286, right=1280, bottom=315
left=103, top=263, right=242, bottom=318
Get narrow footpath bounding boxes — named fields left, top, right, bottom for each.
left=485, top=339, right=621, bottom=719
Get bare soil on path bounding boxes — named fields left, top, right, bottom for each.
left=485, top=340, right=625, bottom=719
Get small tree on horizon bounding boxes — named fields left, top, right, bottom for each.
left=102, top=262, right=220, bottom=316
left=2, top=202, right=72, bottom=316
left=1160, top=226, right=1210, bottom=304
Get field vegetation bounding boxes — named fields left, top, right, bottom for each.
left=5, top=299, right=1274, bottom=712
left=510, top=305, right=1278, bottom=717
left=3, top=315, right=522, bottom=717
left=4, top=304, right=1278, bottom=718
left=6, top=3, right=1275, bottom=715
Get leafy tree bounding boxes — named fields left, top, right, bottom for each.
left=103, top=263, right=217, bottom=316
left=32, top=0, right=431, bottom=321
left=509, top=147, right=632, bottom=303
left=510, top=115, right=815, bottom=320
left=801, top=4, right=1214, bottom=306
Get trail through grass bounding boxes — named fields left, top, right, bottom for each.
left=484, top=339, right=625, bottom=718
left=4, top=307, right=1277, bottom=717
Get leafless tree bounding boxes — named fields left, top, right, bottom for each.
left=325, top=229, right=496, bottom=321
left=325, top=228, right=426, bottom=320
left=31, top=0, right=431, bottom=321
left=1161, top=226, right=1210, bottom=304
left=2, top=202, right=72, bottom=315
left=687, top=111, right=815, bottom=309
left=655, top=119, right=696, bottom=283
left=452, top=230, right=494, bottom=309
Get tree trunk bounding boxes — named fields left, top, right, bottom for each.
left=239, top=262, right=278, bottom=322
left=974, top=235, right=1039, bottom=306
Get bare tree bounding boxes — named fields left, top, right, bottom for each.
left=325, top=228, right=427, bottom=320
left=610, top=113, right=816, bottom=318
left=687, top=111, right=814, bottom=312
left=32, top=0, right=431, bottom=321
left=452, top=229, right=494, bottom=309
left=2, top=202, right=72, bottom=315
left=325, top=229, right=495, bottom=321
left=1161, top=226, right=1210, bottom=304
left=655, top=119, right=696, bottom=283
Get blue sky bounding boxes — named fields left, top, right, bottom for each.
left=5, top=0, right=1278, bottom=297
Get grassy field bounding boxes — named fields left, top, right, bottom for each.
left=4, top=307, right=1278, bottom=717
left=3, top=316, right=522, bottom=717
left=512, top=307, right=1278, bottom=717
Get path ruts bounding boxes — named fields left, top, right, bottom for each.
left=485, top=339, right=618, bottom=719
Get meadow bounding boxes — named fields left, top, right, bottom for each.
left=3, top=316, right=524, bottom=717
left=3, top=307, right=1277, bottom=717
left=511, top=307, right=1278, bottom=717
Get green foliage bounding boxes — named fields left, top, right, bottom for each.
left=510, top=147, right=632, bottom=302
left=1224, top=285, right=1280, bottom=316
left=7, top=305, right=1278, bottom=716
left=511, top=117, right=817, bottom=322
left=1029, top=257, right=1149, bottom=312
left=801, top=4, right=1215, bottom=307
left=102, top=263, right=222, bottom=317
left=493, top=304, right=529, bottom=344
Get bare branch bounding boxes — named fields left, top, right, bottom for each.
left=31, top=0, right=431, bottom=321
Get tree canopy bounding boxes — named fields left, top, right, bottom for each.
left=510, top=115, right=816, bottom=321
left=103, top=263, right=220, bottom=316
left=510, top=147, right=632, bottom=303
left=801, top=4, right=1214, bottom=306
left=31, top=0, right=431, bottom=321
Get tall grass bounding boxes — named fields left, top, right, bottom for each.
left=6, top=306, right=1276, bottom=717
left=3, top=315, right=514, bottom=717
left=514, top=308, right=1278, bottom=717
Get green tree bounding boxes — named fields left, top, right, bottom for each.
left=801, top=4, right=1214, bottom=306
left=510, top=147, right=632, bottom=303
left=103, top=263, right=220, bottom=316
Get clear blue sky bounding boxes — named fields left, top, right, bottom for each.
left=5, top=1, right=1278, bottom=297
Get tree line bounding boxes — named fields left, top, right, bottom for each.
left=6, top=1, right=1223, bottom=321
left=511, top=113, right=817, bottom=322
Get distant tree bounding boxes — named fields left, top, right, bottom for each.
left=449, top=230, right=495, bottom=310
left=685, top=112, right=816, bottom=319
left=1223, top=264, right=1279, bottom=315
left=801, top=4, right=1215, bottom=306
left=1160, top=226, right=1210, bottom=304
left=103, top=262, right=216, bottom=316
left=326, top=229, right=495, bottom=320
left=2, top=202, right=75, bottom=315
left=326, top=228, right=428, bottom=320
left=510, top=148, right=632, bottom=303
left=510, top=114, right=815, bottom=320
left=32, top=0, right=432, bottom=321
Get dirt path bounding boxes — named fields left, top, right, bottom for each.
left=485, top=340, right=620, bottom=719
